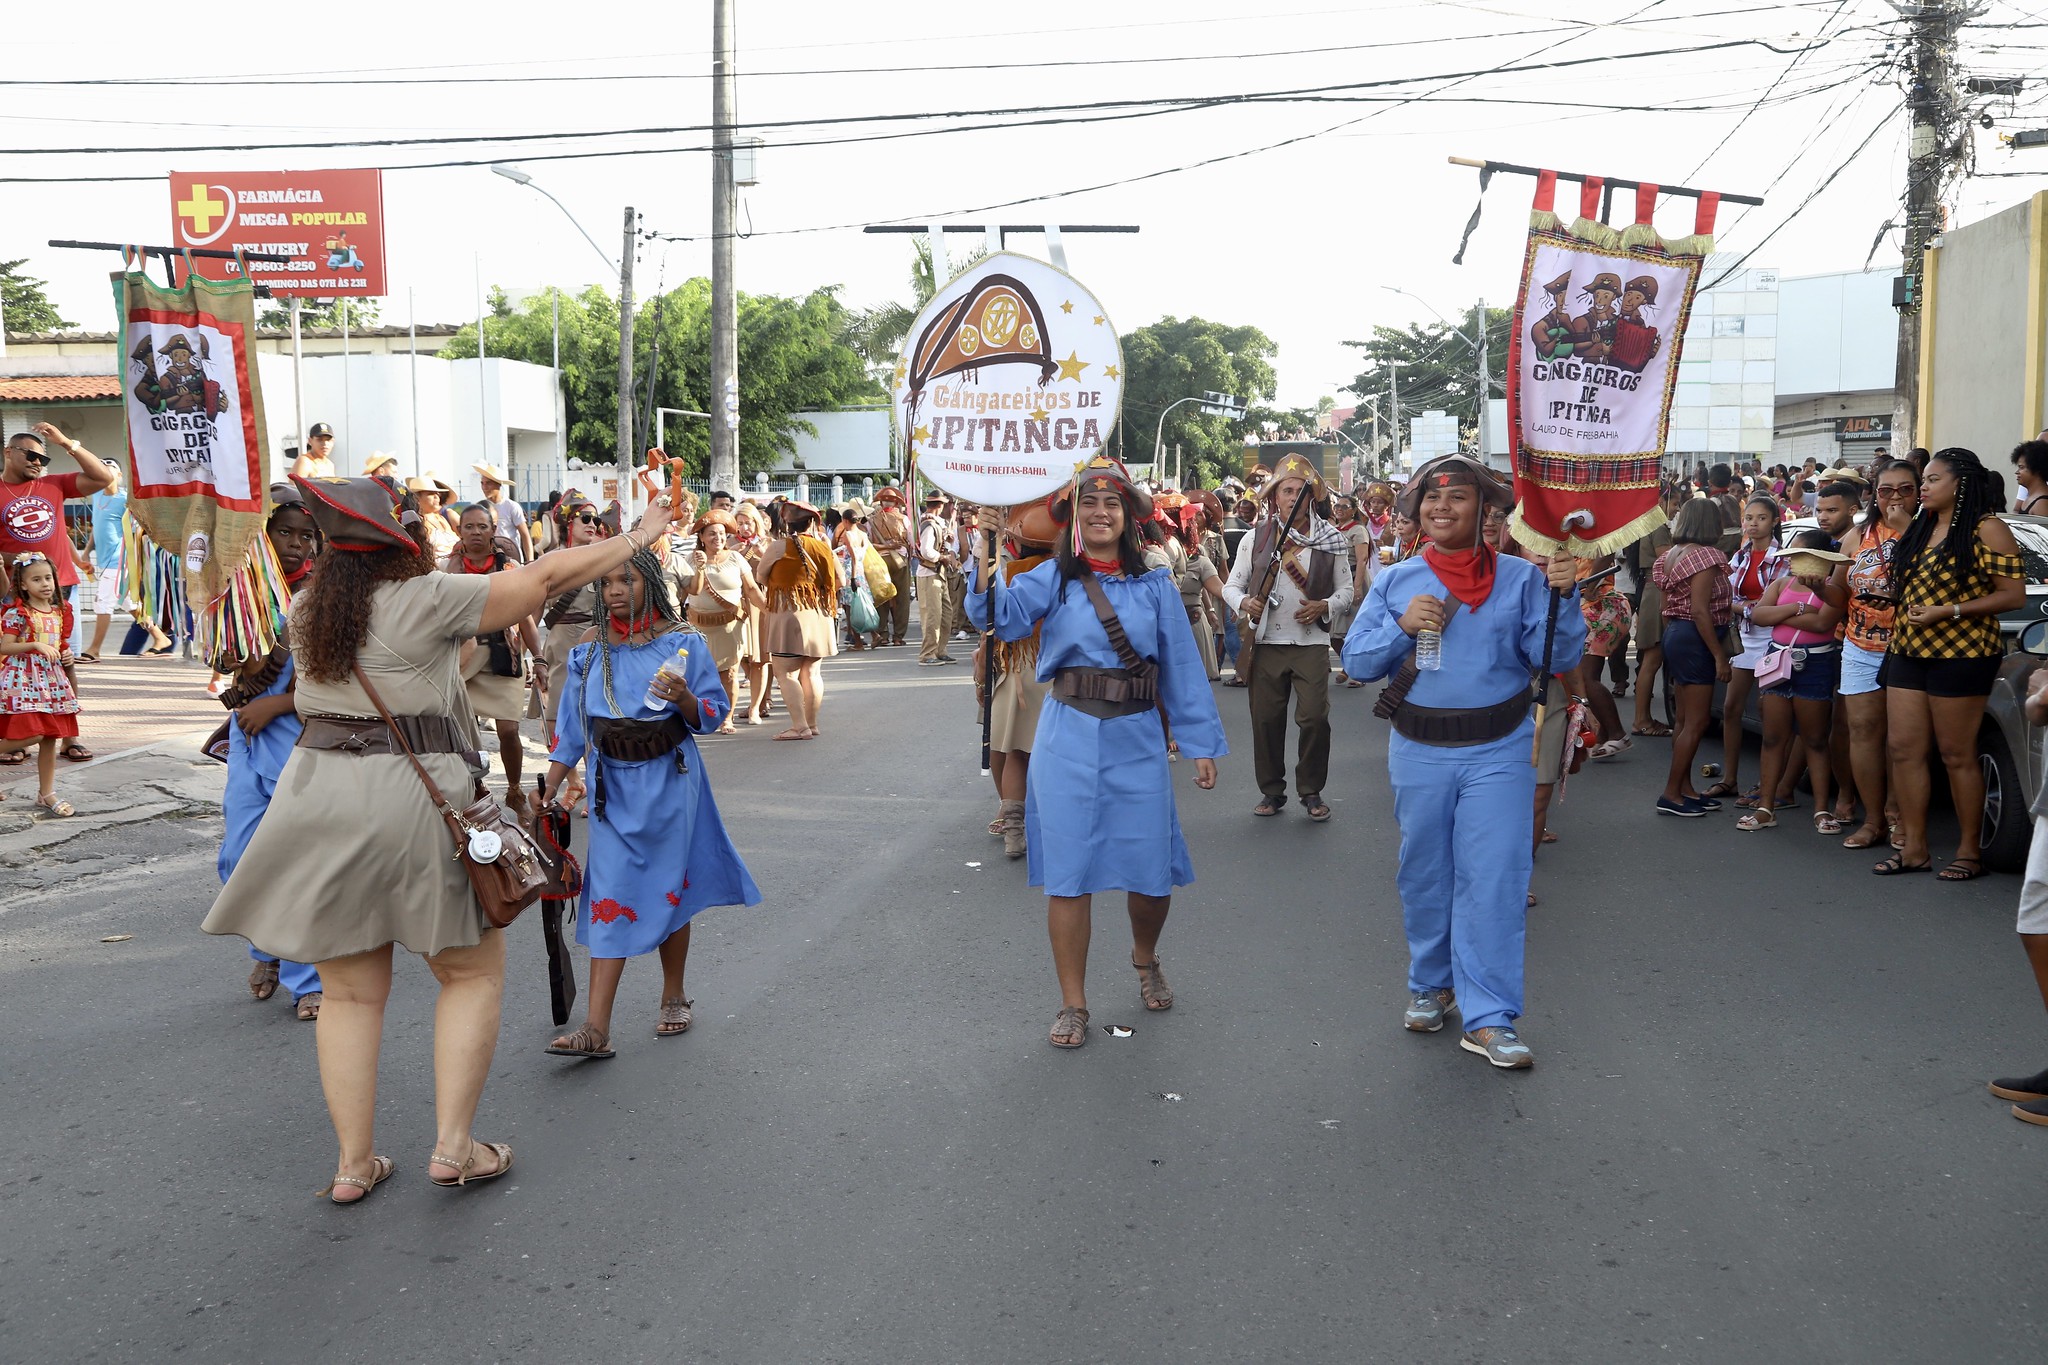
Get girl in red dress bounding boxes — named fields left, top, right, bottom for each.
left=0, top=551, right=82, bottom=816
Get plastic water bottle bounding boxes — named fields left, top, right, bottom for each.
left=643, top=643, right=690, bottom=712
left=1415, top=627, right=1442, bottom=671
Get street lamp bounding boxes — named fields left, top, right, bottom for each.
left=1153, top=391, right=1244, bottom=488
left=491, top=164, right=618, bottom=274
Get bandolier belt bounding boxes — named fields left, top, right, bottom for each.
left=689, top=603, right=742, bottom=629
left=1391, top=690, right=1533, bottom=747
left=1051, top=665, right=1157, bottom=719
left=298, top=713, right=478, bottom=764
left=588, top=713, right=697, bottom=762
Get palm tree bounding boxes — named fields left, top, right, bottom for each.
left=840, top=236, right=986, bottom=371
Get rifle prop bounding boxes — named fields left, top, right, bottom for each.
left=1239, top=484, right=1316, bottom=674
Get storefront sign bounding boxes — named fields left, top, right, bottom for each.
left=169, top=169, right=387, bottom=297
left=1834, top=414, right=1892, bottom=442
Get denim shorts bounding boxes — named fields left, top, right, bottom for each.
left=1763, top=646, right=1841, bottom=701
left=1839, top=640, right=1885, bottom=695
left=1661, top=617, right=1718, bottom=687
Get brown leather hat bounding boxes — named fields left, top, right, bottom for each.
left=1005, top=500, right=1060, bottom=549
left=1049, top=454, right=1154, bottom=524
left=1396, top=454, right=1515, bottom=520
left=290, top=475, right=413, bottom=554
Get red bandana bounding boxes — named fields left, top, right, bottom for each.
left=1421, top=541, right=1498, bottom=612
left=283, top=563, right=312, bottom=587
left=608, top=609, right=660, bottom=639
left=1081, top=554, right=1123, bottom=576
left=459, top=554, right=496, bottom=575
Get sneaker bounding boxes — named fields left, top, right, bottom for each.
left=1655, top=796, right=1707, bottom=818
left=2015, top=1096, right=2048, bottom=1127
left=936, top=655, right=958, bottom=665
left=1403, top=988, right=1456, bottom=1033
left=1460, top=1026, right=1534, bottom=1069
left=918, top=658, right=943, bottom=667
left=1989, top=1066, right=2048, bottom=1102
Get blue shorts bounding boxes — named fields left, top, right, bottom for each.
left=1661, top=618, right=1718, bottom=687
left=1839, top=640, right=1885, bottom=696
left=1764, top=646, right=1841, bottom=701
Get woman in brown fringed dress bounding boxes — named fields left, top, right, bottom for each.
left=754, top=502, right=840, bottom=741
left=732, top=500, right=775, bottom=725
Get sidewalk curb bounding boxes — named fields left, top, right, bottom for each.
left=0, top=730, right=223, bottom=855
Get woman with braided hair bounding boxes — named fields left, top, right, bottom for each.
left=541, top=544, right=760, bottom=1059
left=1875, top=446, right=2026, bottom=879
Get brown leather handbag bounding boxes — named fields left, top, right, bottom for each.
left=353, top=665, right=546, bottom=929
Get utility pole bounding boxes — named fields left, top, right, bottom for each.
left=1389, top=360, right=1403, bottom=469
left=1474, top=296, right=1491, bottom=461
left=709, top=0, right=740, bottom=496
left=617, top=206, right=636, bottom=496
left=1893, top=0, right=1962, bottom=447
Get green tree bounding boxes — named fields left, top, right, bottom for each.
left=442, top=280, right=880, bottom=476
left=441, top=286, right=622, bottom=465
left=1117, top=316, right=1278, bottom=488
left=840, top=235, right=989, bottom=373
left=256, top=296, right=381, bottom=330
left=638, top=280, right=884, bottom=477
left=0, top=258, right=75, bottom=332
left=1343, top=305, right=1508, bottom=454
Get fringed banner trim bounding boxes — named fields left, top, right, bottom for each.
left=1509, top=500, right=1670, bottom=559
left=196, top=532, right=289, bottom=669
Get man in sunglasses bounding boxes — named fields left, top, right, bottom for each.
left=3, top=423, right=119, bottom=764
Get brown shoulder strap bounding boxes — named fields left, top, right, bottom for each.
left=352, top=664, right=456, bottom=816
left=1078, top=572, right=1149, bottom=675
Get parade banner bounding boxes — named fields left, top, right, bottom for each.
left=170, top=169, right=388, bottom=297
left=1508, top=174, right=1715, bottom=555
left=892, top=251, right=1123, bottom=508
left=113, top=264, right=285, bottom=664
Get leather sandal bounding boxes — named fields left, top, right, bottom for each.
left=428, top=1139, right=513, bottom=1188
left=1049, top=1006, right=1090, bottom=1048
left=545, top=1023, right=615, bottom=1059
left=1301, top=794, right=1332, bottom=823
left=1252, top=796, right=1285, bottom=817
left=319, top=1154, right=393, bottom=1205
left=656, top=996, right=693, bottom=1037
left=248, top=959, right=280, bottom=1002
left=1133, top=956, right=1175, bottom=1011
left=295, top=991, right=324, bottom=1021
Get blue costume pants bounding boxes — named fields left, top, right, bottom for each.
left=221, top=753, right=322, bottom=1002
left=1391, top=751, right=1534, bottom=1032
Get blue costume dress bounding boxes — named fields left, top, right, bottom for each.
left=1342, top=554, right=1585, bottom=1032
left=970, top=560, right=1227, bottom=898
left=217, top=656, right=322, bottom=1000
left=549, top=630, right=761, bottom=958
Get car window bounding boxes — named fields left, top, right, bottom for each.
left=2005, top=519, right=2048, bottom=585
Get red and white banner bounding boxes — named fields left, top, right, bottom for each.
left=1508, top=173, right=1715, bottom=555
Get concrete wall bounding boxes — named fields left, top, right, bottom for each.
left=1925, top=196, right=2041, bottom=459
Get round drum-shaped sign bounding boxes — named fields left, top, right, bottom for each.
left=892, top=251, right=1123, bottom=509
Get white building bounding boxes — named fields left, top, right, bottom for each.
left=1667, top=261, right=1780, bottom=465
left=1770, top=269, right=1898, bottom=467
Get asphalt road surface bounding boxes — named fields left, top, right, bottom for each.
left=2, top=646, right=2042, bottom=1363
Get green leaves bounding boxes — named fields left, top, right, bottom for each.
left=1, top=258, right=75, bottom=333
left=1117, top=316, right=1279, bottom=487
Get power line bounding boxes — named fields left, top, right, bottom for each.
left=0, top=37, right=1833, bottom=159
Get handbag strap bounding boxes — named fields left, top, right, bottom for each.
left=1078, top=571, right=1150, bottom=675
left=351, top=664, right=459, bottom=820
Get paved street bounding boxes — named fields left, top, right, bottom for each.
left=2, top=645, right=2042, bottom=1363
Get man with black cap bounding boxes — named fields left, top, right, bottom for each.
left=1343, top=453, right=1584, bottom=1071
left=1221, top=450, right=1353, bottom=822
left=290, top=423, right=337, bottom=480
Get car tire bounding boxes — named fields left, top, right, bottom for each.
left=1979, top=727, right=2031, bottom=875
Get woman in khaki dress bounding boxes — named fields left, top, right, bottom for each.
left=202, top=475, right=678, bottom=1205
left=447, top=504, right=541, bottom=814
left=755, top=502, right=840, bottom=741
left=540, top=491, right=608, bottom=747
left=732, top=500, right=774, bottom=724
left=969, top=503, right=1056, bottom=858
left=680, top=510, right=763, bottom=735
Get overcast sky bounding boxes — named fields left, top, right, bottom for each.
left=8, top=0, right=2048, bottom=410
